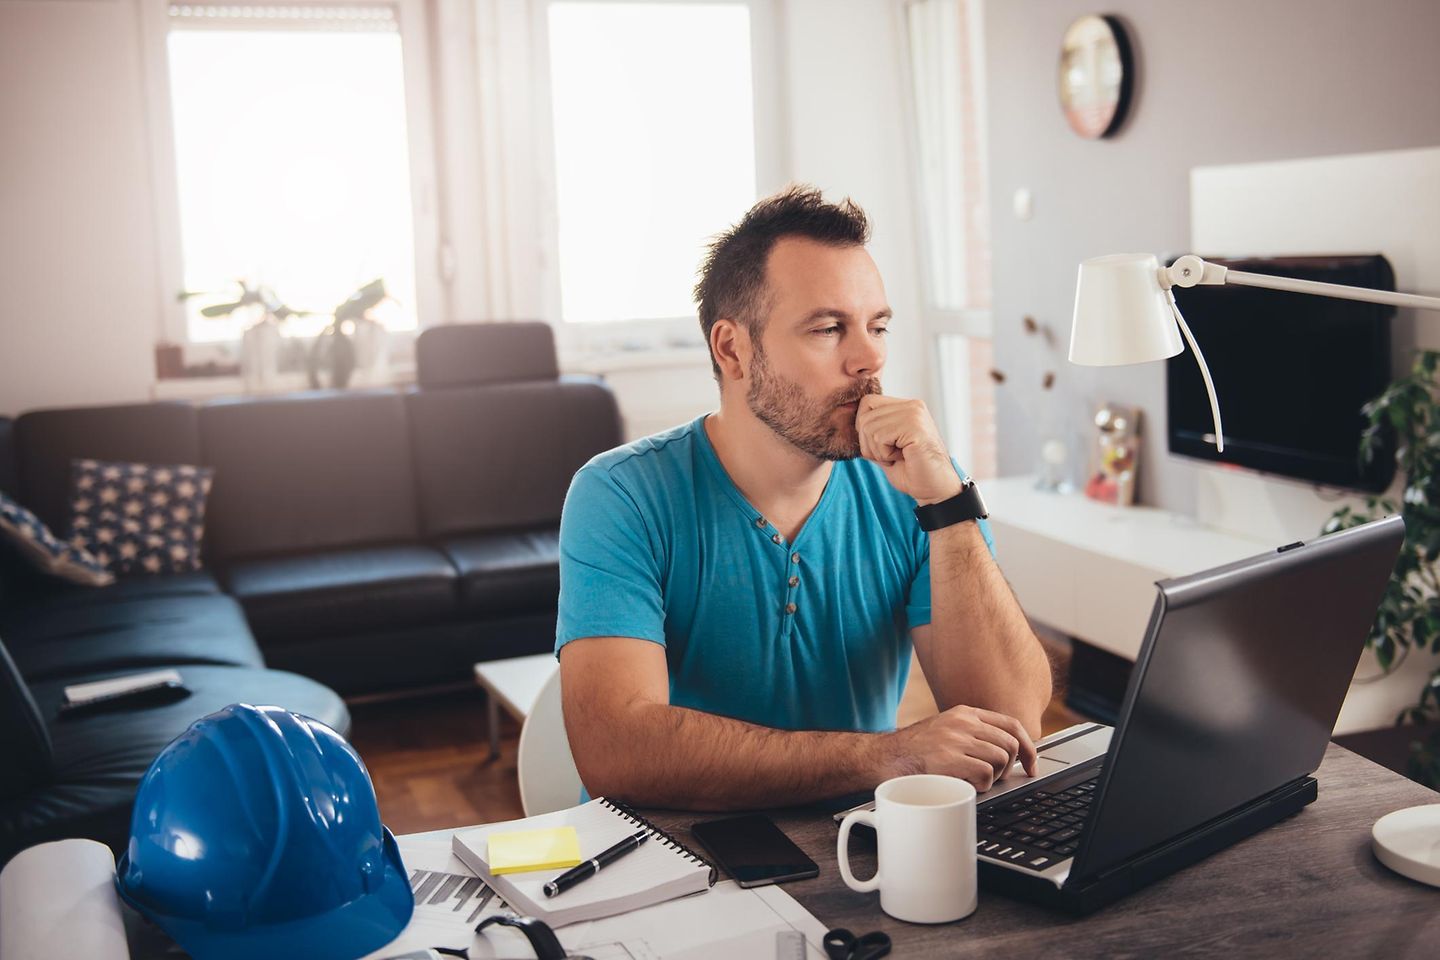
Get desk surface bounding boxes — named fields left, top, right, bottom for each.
left=642, top=744, right=1440, bottom=958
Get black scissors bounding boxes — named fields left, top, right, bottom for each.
left=824, top=927, right=892, bottom=960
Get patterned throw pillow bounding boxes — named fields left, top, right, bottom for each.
left=0, top=490, right=114, bottom=586
left=68, top=459, right=215, bottom=576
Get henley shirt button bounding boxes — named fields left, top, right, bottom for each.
left=788, top=575, right=799, bottom=588
left=791, top=552, right=801, bottom=564
left=755, top=517, right=767, bottom=528
left=784, top=602, right=797, bottom=614
left=771, top=533, right=783, bottom=545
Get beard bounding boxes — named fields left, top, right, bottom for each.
left=746, top=343, right=882, bottom=461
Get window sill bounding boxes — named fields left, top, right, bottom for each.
left=151, top=366, right=416, bottom=402
left=562, top=346, right=712, bottom=376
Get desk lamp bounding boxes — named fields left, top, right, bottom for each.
left=1068, top=251, right=1440, bottom=888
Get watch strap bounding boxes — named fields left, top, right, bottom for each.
left=914, top=480, right=989, bottom=531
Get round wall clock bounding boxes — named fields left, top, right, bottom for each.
left=1057, top=15, right=1134, bottom=139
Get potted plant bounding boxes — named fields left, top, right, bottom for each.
left=1323, top=349, right=1440, bottom=787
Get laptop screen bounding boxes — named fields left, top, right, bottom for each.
left=1071, top=516, right=1403, bottom=881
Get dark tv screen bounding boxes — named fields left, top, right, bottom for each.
left=1166, top=255, right=1396, bottom=492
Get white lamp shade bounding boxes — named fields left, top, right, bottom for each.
left=1069, top=253, right=1184, bottom=366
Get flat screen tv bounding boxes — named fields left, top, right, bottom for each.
left=1166, top=254, right=1396, bottom=492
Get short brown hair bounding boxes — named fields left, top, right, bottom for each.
left=694, top=185, right=871, bottom=376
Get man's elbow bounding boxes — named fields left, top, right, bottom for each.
left=569, top=742, right=632, bottom=800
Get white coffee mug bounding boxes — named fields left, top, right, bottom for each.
left=837, top=774, right=978, bottom=924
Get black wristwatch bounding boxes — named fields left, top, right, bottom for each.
left=914, top=479, right=989, bottom=531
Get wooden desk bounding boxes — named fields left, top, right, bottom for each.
left=643, top=744, right=1440, bottom=958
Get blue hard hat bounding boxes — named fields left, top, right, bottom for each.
left=116, top=703, right=414, bottom=960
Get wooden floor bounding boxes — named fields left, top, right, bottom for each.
left=351, top=650, right=1084, bottom=836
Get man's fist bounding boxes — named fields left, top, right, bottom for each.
left=855, top=395, right=963, bottom=505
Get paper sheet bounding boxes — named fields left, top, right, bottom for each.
left=366, top=836, right=829, bottom=960
left=0, top=838, right=131, bottom=960
left=361, top=838, right=523, bottom=959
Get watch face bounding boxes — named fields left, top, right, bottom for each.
left=1058, top=15, right=1132, bottom=139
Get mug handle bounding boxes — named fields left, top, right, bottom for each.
left=836, top=809, right=881, bottom=893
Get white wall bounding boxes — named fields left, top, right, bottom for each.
left=0, top=0, right=160, bottom=416
left=781, top=0, right=928, bottom=404
left=984, top=0, right=1440, bottom=515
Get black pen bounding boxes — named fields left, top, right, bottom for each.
left=543, top=829, right=650, bottom=898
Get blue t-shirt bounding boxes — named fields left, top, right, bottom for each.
left=555, top=415, right=994, bottom=733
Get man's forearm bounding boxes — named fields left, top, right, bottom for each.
left=918, top=522, right=1053, bottom=734
left=580, top=701, right=906, bottom=809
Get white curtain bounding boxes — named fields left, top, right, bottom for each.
left=905, top=0, right=983, bottom=314
left=432, top=0, right=550, bottom=322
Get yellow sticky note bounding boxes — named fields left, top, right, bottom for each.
left=488, top=826, right=582, bottom=875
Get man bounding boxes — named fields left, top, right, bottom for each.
left=557, top=186, right=1052, bottom=809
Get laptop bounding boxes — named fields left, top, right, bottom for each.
left=834, top=514, right=1404, bottom=914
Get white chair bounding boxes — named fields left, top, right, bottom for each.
left=516, top=668, right=584, bottom=816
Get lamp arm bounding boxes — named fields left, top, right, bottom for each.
left=1224, top=270, right=1440, bottom=312
left=1162, top=254, right=1440, bottom=312
left=1167, top=290, right=1225, bottom=453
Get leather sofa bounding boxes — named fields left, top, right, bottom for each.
left=0, top=322, right=624, bottom=864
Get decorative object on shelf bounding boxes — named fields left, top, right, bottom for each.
left=990, top=316, right=1071, bottom=492
left=1323, top=349, right=1440, bottom=789
left=154, top=342, right=184, bottom=380
left=308, top=278, right=391, bottom=390
left=1057, top=14, right=1133, bottom=140
left=181, top=281, right=313, bottom=390
left=1084, top=403, right=1140, bottom=506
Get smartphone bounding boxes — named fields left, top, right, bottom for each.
left=690, top=814, right=819, bottom=888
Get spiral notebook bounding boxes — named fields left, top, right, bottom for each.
left=451, top=797, right=717, bottom=927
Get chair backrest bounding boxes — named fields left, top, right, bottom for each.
left=516, top=668, right=583, bottom=817
left=415, top=322, right=558, bottom=388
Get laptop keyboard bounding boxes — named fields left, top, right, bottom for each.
left=976, top=769, right=1101, bottom=872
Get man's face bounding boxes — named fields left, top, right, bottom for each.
left=744, top=236, right=889, bottom=460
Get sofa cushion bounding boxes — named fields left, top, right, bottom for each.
left=0, top=594, right=263, bottom=683
left=199, top=390, right=421, bottom=562
left=0, top=490, right=112, bottom=586
left=67, top=459, right=214, bottom=576
left=1, top=665, right=349, bottom=865
left=416, top=322, right=559, bottom=387
left=261, top=614, right=557, bottom=697
left=14, top=403, right=201, bottom=535
left=9, top=571, right=222, bottom=620
left=223, top=543, right=459, bottom=644
left=0, top=639, right=50, bottom=803
left=406, top=379, right=623, bottom=537
left=440, top=527, right=560, bottom=617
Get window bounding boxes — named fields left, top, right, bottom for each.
left=160, top=3, right=433, bottom=343
left=544, top=1, right=763, bottom=327
left=901, top=0, right=994, bottom=476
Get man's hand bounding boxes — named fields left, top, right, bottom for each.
left=855, top=395, right=963, bottom=505
left=881, top=704, right=1039, bottom=792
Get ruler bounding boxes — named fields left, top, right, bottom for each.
left=775, top=930, right=808, bottom=960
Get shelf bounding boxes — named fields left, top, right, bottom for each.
left=984, top=476, right=1271, bottom=662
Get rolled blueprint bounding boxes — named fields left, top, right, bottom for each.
left=0, top=838, right=130, bottom=960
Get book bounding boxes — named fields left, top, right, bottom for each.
left=451, top=798, right=717, bottom=927
left=487, top=826, right=581, bottom=874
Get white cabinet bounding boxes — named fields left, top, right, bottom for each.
left=986, top=476, right=1271, bottom=662
left=984, top=476, right=1434, bottom=735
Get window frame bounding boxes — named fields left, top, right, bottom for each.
left=137, top=0, right=445, bottom=352
left=530, top=0, right=787, bottom=359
